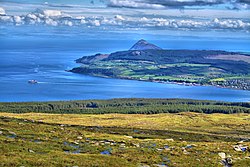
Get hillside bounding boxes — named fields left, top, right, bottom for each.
left=0, top=99, right=250, bottom=167
left=71, top=40, right=250, bottom=90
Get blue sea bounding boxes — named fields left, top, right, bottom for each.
left=0, top=26, right=250, bottom=102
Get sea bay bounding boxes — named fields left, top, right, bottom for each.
left=0, top=26, right=249, bottom=102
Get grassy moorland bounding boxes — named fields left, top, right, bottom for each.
left=0, top=99, right=250, bottom=166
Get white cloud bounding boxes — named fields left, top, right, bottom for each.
left=114, top=15, right=125, bottom=21
left=45, top=18, right=58, bottom=26
left=38, top=9, right=62, bottom=17
left=233, top=2, right=250, bottom=9
left=108, top=0, right=165, bottom=9
left=90, top=19, right=101, bottom=26
left=106, top=0, right=250, bottom=9
left=0, top=8, right=249, bottom=32
left=26, top=13, right=37, bottom=20
left=13, top=16, right=22, bottom=25
left=0, top=7, right=5, bottom=15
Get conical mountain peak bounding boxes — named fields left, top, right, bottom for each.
left=129, top=39, right=162, bottom=51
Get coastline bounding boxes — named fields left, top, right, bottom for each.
left=68, top=70, right=250, bottom=91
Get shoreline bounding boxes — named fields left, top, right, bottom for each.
left=68, top=70, right=250, bottom=91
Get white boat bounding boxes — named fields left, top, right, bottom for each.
left=28, top=80, right=38, bottom=84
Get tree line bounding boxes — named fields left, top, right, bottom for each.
left=0, top=98, right=249, bottom=114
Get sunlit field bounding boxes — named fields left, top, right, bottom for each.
left=1, top=111, right=249, bottom=167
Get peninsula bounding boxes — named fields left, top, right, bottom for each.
left=71, top=40, right=250, bottom=90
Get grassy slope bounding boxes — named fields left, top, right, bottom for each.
left=0, top=112, right=250, bottom=167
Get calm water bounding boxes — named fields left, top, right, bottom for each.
left=0, top=26, right=249, bottom=102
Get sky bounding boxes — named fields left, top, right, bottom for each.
left=0, top=0, right=250, bottom=39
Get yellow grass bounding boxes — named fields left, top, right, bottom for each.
left=1, top=112, right=249, bottom=139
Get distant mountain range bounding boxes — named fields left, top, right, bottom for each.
left=71, top=40, right=250, bottom=90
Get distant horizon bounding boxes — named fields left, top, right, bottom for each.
left=1, top=0, right=250, bottom=41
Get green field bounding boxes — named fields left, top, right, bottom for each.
left=71, top=49, right=250, bottom=90
left=0, top=99, right=250, bottom=166
left=71, top=60, right=250, bottom=90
